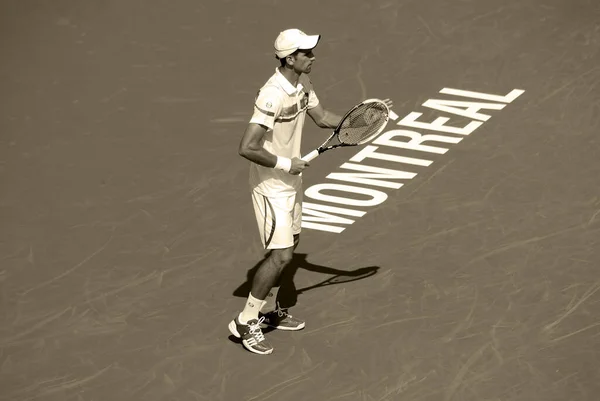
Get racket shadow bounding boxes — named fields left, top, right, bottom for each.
left=232, top=252, right=380, bottom=309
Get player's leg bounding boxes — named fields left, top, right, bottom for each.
left=259, top=192, right=306, bottom=331
left=249, top=245, right=294, bottom=300
left=261, top=233, right=300, bottom=312
left=264, top=191, right=302, bottom=310
left=228, top=190, right=297, bottom=354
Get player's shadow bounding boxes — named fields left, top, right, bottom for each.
left=232, top=252, right=380, bottom=309
left=228, top=252, right=379, bottom=342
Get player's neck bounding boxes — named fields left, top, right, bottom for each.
left=278, top=66, right=300, bottom=87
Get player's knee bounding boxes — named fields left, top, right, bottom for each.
left=270, top=247, right=294, bottom=268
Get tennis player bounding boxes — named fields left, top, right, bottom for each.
left=228, top=28, right=345, bottom=355
left=229, top=29, right=393, bottom=355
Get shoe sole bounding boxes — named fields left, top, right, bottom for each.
left=228, top=320, right=273, bottom=355
left=260, top=321, right=306, bottom=331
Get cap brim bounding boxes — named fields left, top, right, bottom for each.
left=298, top=34, right=320, bottom=50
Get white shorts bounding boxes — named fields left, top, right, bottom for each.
left=251, top=189, right=302, bottom=249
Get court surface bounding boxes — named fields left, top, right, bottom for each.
left=1, top=1, right=600, bottom=400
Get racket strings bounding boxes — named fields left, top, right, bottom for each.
left=338, top=103, right=389, bottom=145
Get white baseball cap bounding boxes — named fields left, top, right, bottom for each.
left=274, top=29, right=321, bottom=59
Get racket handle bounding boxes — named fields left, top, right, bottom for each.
left=301, top=149, right=319, bottom=162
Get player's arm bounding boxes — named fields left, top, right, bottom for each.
left=307, top=103, right=342, bottom=129
left=238, top=123, right=308, bottom=175
left=238, top=123, right=278, bottom=168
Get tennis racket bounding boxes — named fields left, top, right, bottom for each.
left=302, top=98, right=390, bottom=162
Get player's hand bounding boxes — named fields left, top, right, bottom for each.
left=382, top=98, right=394, bottom=110
left=289, top=157, right=309, bottom=175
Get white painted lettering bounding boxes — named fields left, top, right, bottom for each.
left=300, top=202, right=365, bottom=233
left=439, top=88, right=525, bottom=103
left=397, top=112, right=483, bottom=136
left=300, top=222, right=346, bottom=233
left=326, top=163, right=416, bottom=189
left=422, top=99, right=505, bottom=121
left=305, top=183, right=388, bottom=207
left=373, top=129, right=462, bottom=154
left=301, top=87, right=526, bottom=234
left=350, top=145, right=433, bottom=166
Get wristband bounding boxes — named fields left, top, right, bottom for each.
left=274, top=156, right=292, bottom=173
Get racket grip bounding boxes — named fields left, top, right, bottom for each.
left=301, top=149, right=319, bottom=162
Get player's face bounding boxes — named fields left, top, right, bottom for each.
left=292, top=49, right=316, bottom=74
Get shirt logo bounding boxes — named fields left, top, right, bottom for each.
left=266, top=101, right=273, bottom=109
left=300, top=93, right=309, bottom=109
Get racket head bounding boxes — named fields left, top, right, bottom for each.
left=335, top=98, right=390, bottom=146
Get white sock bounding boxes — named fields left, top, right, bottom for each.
left=239, top=293, right=264, bottom=324
left=261, top=286, right=280, bottom=313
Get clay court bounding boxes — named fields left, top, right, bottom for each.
left=2, top=1, right=600, bottom=400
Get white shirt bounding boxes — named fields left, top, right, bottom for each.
left=248, top=68, right=320, bottom=197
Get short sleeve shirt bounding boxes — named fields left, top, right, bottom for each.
left=248, top=69, right=319, bottom=197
